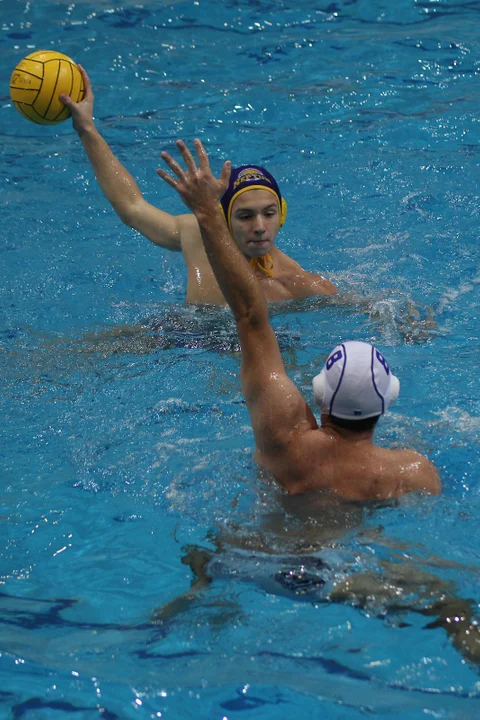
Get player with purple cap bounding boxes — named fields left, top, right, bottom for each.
left=157, top=139, right=441, bottom=501
left=63, top=67, right=337, bottom=306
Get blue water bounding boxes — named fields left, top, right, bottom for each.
left=1, top=0, right=479, bottom=717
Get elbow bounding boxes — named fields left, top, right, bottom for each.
left=235, top=304, right=267, bottom=331
left=115, top=196, right=146, bottom=228
left=117, top=205, right=138, bottom=228
left=119, top=215, right=133, bottom=228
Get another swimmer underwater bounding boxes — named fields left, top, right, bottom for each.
left=157, top=139, right=441, bottom=500
left=61, top=66, right=337, bottom=306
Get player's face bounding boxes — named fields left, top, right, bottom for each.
left=230, top=189, right=281, bottom=258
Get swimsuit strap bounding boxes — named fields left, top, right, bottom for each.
left=250, top=253, right=274, bottom=277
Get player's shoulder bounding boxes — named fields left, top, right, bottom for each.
left=273, top=249, right=304, bottom=272
left=390, top=447, right=441, bottom=495
left=273, top=251, right=338, bottom=294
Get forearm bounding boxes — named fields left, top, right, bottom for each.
left=196, top=204, right=267, bottom=323
left=76, top=123, right=143, bottom=221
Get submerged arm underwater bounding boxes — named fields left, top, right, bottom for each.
left=152, top=527, right=480, bottom=669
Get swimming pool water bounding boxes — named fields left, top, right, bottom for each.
left=1, top=0, right=479, bottom=717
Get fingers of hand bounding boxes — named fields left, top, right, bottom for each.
left=160, top=141, right=230, bottom=196
left=77, top=65, right=92, bottom=97
left=161, top=151, right=186, bottom=180
left=220, top=160, right=232, bottom=190
left=193, top=138, right=209, bottom=171
left=176, top=140, right=197, bottom=173
left=156, top=167, right=177, bottom=188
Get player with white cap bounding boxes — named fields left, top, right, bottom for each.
left=157, top=139, right=441, bottom=500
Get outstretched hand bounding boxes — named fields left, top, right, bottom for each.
left=60, top=64, right=94, bottom=132
left=157, top=139, right=231, bottom=215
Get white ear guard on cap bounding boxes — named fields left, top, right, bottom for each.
left=312, top=341, right=400, bottom=420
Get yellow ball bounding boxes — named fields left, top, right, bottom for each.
left=10, top=50, right=84, bottom=125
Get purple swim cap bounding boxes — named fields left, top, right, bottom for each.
left=219, top=165, right=287, bottom=231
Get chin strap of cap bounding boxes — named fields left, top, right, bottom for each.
left=249, top=253, right=274, bottom=277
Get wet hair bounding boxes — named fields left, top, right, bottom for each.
left=330, top=415, right=380, bottom=433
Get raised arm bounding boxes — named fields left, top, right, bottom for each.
left=158, top=141, right=265, bottom=324
left=61, top=66, right=192, bottom=251
left=158, top=140, right=318, bottom=466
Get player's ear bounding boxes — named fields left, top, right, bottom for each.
left=312, top=369, right=326, bottom=409
left=387, top=374, right=400, bottom=409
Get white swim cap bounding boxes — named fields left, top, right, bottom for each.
left=312, top=341, right=400, bottom=420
